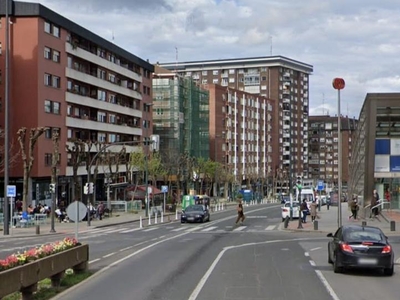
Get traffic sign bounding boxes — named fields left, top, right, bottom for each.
left=317, top=181, right=324, bottom=191
left=7, top=185, right=16, bottom=197
left=161, top=185, right=168, bottom=193
left=66, top=201, right=87, bottom=222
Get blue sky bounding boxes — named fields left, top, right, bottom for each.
left=29, top=0, right=400, bottom=118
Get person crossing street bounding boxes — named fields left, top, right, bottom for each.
left=235, top=200, right=246, bottom=225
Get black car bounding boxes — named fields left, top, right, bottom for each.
left=327, top=224, right=394, bottom=275
left=181, top=204, right=210, bottom=223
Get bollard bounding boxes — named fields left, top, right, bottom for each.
left=175, top=210, right=178, bottom=220
left=36, top=225, right=40, bottom=235
left=155, top=212, right=158, bottom=224
left=139, top=216, right=143, bottom=228
left=362, top=221, right=367, bottom=227
left=161, top=212, right=164, bottom=223
left=390, top=220, right=396, bottom=231
left=148, top=215, right=151, bottom=225
left=222, top=203, right=224, bottom=210
left=314, top=220, right=318, bottom=231
left=284, top=216, right=290, bottom=229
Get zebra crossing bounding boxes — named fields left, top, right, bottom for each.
left=79, top=223, right=280, bottom=239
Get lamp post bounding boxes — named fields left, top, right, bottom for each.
left=144, top=103, right=153, bottom=218
left=332, top=78, right=345, bottom=228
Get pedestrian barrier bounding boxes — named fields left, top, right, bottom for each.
left=390, top=220, right=396, bottom=231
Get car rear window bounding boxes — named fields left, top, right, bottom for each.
left=186, top=205, right=204, bottom=211
left=284, top=202, right=299, bottom=207
left=344, top=230, right=383, bottom=242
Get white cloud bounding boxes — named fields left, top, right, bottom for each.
left=28, top=0, right=400, bottom=117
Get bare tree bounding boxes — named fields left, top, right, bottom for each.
left=17, top=127, right=47, bottom=211
left=66, top=139, right=85, bottom=201
left=0, top=129, right=19, bottom=174
left=50, top=130, right=60, bottom=186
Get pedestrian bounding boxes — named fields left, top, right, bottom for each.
left=300, top=199, right=308, bottom=223
left=371, top=189, right=380, bottom=218
left=349, top=197, right=359, bottom=220
left=97, top=201, right=105, bottom=220
left=310, top=200, right=318, bottom=222
left=235, top=200, right=246, bottom=225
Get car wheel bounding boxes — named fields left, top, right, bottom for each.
left=181, top=220, right=185, bottom=223
left=383, top=265, right=394, bottom=276
left=207, top=216, right=211, bottom=222
left=333, top=253, right=343, bottom=273
left=328, top=248, right=333, bottom=264
left=282, top=217, right=285, bottom=222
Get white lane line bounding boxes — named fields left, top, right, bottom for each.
left=120, top=228, right=142, bottom=233
left=186, top=227, right=202, bottom=232
left=201, top=226, right=218, bottom=232
left=89, top=258, right=100, bottom=264
left=396, top=258, right=400, bottom=264
left=310, top=247, right=322, bottom=252
left=309, top=259, right=341, bottom=300
left=171, top=227, right=187, bottom=232
left=103, top=252, right=116, bottom=258
left=143, top=227, right=159, bottom=232
left=265, top=225, right=275, bottom=231
left=233, top=226, right=246, bottom=232
left=119, top=246, right=133, bottom=252
left=99, top=228, right=129, bottom=234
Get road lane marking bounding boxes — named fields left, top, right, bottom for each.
left=233, top=226, right=246, bottom=231
left=201, top=226, right=218, bottom=232
left=188, top=237, right=322, bottom=300
left=396, top=258, right=400, bottom=264
left=99, top=228, right=129, bottom=234
left=186, top=227, right=202, bottom=232
left=172, top=227, right=187, bottom=232
left=120, top=228, right=142, bottom=233
left=143, top=227, right=159, bottom=232
left=265, top=225, right=275, bottom=230
left=310, top=247, right=322, bottom=251
left=304, top=252, right=309, bottom=257
left=308, top=258, right=341, bottom=300
left=119, top=246, right=133, bottom=252
left=103, top=252, right=116, bottom=258
left=88, top=258, right=100, bottom=264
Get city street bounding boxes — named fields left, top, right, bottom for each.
left=1, top=203, right=400, bottom=300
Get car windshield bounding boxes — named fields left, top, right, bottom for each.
left=302, top=194, right=314, bottom=202
left=185, top=205, right=204, bottom=212
left=344, top=228, right=384, bottom=242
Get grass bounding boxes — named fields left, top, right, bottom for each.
left=3, top=269, right=93, bottom=300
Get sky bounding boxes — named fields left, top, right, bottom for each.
left=28, top=0, right=400, bottom=118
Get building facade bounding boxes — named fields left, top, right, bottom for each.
left=158, top=56, right=313, bottom=193
left=308, top=115, right=357, bottom=191
left=0, top=1, right=154, bottom=203
left=349, top=93, right=400, bottom=209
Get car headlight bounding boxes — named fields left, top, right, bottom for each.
left=196, top=214, right=202, bottom=218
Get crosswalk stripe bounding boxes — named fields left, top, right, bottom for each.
left=171, top=227, right=187, bottom=232
left=265, top=225, right=275, bottom=231
left=101, top=227, right=129, bottom=234
left=185, top=227, right=201, bottom=232
left=201, top=226, right=218, bottom=232
left=120, top=228, right=142, bottom=233
left=233, top=226, right=247, bottom=231
left=143, top=227, right=159, bottom=232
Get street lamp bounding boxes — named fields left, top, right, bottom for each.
left=144, top=103, right=153, bottom=218
left=332, top=78, right=345, bottom=228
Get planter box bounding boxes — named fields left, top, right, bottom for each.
left=0, top=244, right=88, bottom=298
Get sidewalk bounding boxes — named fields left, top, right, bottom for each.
left=283, top=203, right=400, bottom=235
left=0, top=202, right=239, bottom=239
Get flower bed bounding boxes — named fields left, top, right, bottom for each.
left=0, top=238, right=89, bottom=299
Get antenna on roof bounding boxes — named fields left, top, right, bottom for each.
left=269, top=36, right=273, bottom=56
left=322, top=93, right=325, bottom=115
left=112, top=30, right=115, bottom=43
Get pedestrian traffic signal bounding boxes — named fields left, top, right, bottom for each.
left=88, top=182, right=94, bottom=194
left=49, top=183, right=56, bottom=194
left=84, top=183, right=89, bottom=195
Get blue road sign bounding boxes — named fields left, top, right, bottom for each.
left=317, top=181, right=324, bottom=191
left=7, top=185, right=16, bottom=197
left=161, top=185, right=168, bottom=193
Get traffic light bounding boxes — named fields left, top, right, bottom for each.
left=88, top=182, right=94, bottom=194
left=84, top=183, right=89, bottom=195
left=49, top=183, right=56, bottom=194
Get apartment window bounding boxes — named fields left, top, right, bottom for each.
left=213, top=78, right=219, bottom=84
left=44, top=153, right=52, bottom=166
left=202, top=70, right=208, bottom=76
left=229, top=69, right=235, bottom=74
left=53, top=50, right=60, bottom=63
left=109, top=74, right=116, bottom=83
left=108, top=134, right=117, bottom=143
left=97, top=90, right=106, bottom=101
left=98, top=69, right=106, bottom=80
left=67, top=129, right=72, bottom=139
left=44, top=21, right=51, bottom=33
left=44, top=100, right=60, bottom=114
left=53, top=25, right=60, bottom=38
left=67, top=105, right=72, bottom=116
left=44, top=73, right=52, bottom=86
left=109, top=114, right=116, bottom=124
left=98, top=133, right=106, bottom=142
left=52, top=76, right=60, bottom=88
left=45, top=127, right=59, bottom=139
left=202, top=79, right=208, bottom=84
left=44, top=47, right=51, bottom=59
left=213, top=70, right=219, bottom=75
left=229, top=77, right=235, bottom=83
left=109, top=94, right=116, bottom=104
left=97, top=112, right=106, bottom=123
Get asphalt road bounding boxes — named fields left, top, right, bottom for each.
left=2, top=204, right=400, bottom=300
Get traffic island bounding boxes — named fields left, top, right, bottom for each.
left=0, top=242, right=88, bottom=299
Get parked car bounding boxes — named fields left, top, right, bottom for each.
left=327, top=224, right=394, bottom=275
left=281, top=201, right=299, bottom=222
left=181, top=204, right=210, bottom=223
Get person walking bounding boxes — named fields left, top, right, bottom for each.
left=349, top=198, right=359, bottom=220
left=310, top=200, right=318, bottom=223
left=300, top=199, right=308, bottom=223
left=97, top=201, right=105, bottom=220
left=235, top=200, right=246, bottom=225
left=371, top=189, right=380, bottom=218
